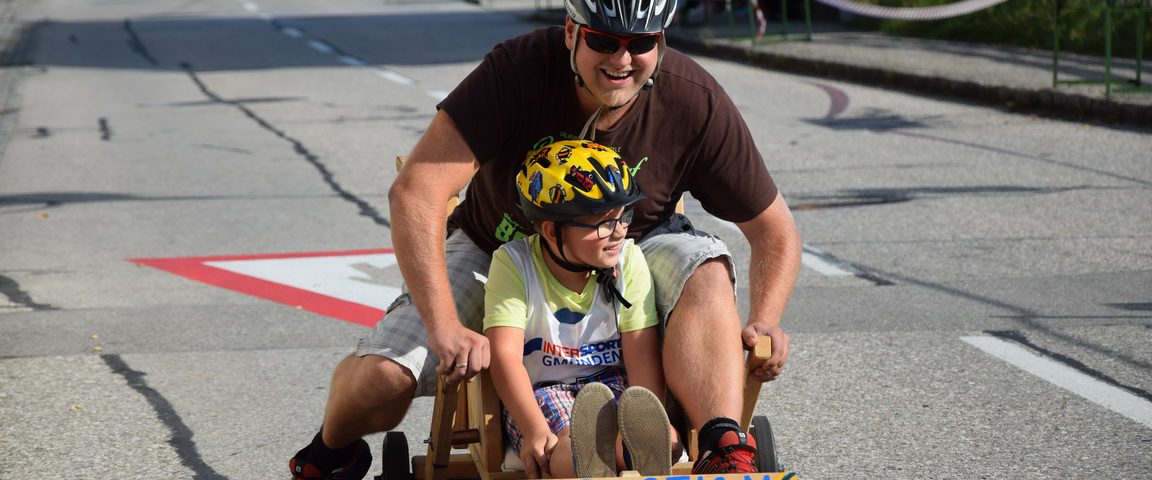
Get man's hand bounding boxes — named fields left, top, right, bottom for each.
left=518, top=430, right=558, bottom=479
left=742, top=323, right=789, bottom=382
left=429, top=322, right=490, bottom=383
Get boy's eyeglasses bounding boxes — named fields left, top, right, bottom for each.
left=567, top=209, right=635, bottom=239
left=579, top=26, right=661, bottom=56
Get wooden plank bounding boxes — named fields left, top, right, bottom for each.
left=468, top=370, right=506, bottom=473
left=426, top=376, right=463, bottom=480
left=740, top=336, right=772, bottom=431
left=411, top=454, right=479, bottom=480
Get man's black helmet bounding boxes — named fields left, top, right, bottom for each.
left=565, top=0, right=679, bottom=35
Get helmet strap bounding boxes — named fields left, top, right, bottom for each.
left=542, top=225, right=593, bottom=273
left=571, top=24, right=586, bottom=89
left=579, top=105, right=605, bottom=141
left=541, top=225, right=633, bottom=309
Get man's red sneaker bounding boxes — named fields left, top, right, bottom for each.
left=692, top=429, right=758, bottom=474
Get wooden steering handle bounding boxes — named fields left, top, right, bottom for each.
left=740, top=335, right=772, bottom=430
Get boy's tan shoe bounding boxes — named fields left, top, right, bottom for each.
left=571, top=382, right=618, bottom=478
left=618, top=386, right=672, bottom=476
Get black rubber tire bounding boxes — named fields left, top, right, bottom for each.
left=749, top=415, right=781, bottom=472
left=375, top=431, right=412, bottom=480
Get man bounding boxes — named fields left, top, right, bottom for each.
left=290, top=0, right=801, bottom=478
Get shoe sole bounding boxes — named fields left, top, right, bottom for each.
left=618, top=387, right=672, bottom=476
left=570, top=382, right=618, bottom=478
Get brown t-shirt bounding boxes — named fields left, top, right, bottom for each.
left=440, top=26, right=777, bottom=253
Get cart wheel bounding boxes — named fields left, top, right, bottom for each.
left=374, top=431, right=412, bottom=480
left=749, top=415, right=781, bottom=472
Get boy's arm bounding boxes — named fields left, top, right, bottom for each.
left=619, top=242, right=665, bottom=400
left=487, top=326, right=555, bottom=478
left=620, top=327, right=665, bottom=402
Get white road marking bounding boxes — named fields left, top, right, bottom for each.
left=706, top=217, right=861, bottom=277
left=376, top=69, right=416, bottom=86
left=962, top=335, right=1152, bottom=429
left=205, top=254, right=402, bottom=311
left=338, top=55, right=366, bottom=67
left=426, top=90, right=450, bottom=101
left=307, top=40, right=334, bottom=54
left=801, top=245, right=859, bottom=277
left=249, top=3, right=431, bottom=91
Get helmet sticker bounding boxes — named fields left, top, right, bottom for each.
left=556, top=145, right=573, bottom=165
left=581, top=141, right=609, bottom=152
left=603, top=164, right=621, bottom=188
left=529, top=171, right=544, bottom=202
left=530, top=147, right=552, bottom=168
left=548, top=184, right=567, bottom=204
left=566, top=165, right=596, bottom=192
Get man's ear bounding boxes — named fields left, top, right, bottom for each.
left=564, top=17, right=577, bottom=50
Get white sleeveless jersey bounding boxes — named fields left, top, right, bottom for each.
left=501, top=238, right=629, bottom=386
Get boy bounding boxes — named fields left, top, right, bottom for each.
left=484, top=140, right=679, bottom=478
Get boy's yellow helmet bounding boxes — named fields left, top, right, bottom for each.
left=516, top=140, right=644, bottom=222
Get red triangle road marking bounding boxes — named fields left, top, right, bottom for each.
left=130, top=249, right=399, bottom=327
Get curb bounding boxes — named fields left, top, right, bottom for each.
left=667, top=34, right=1152, bottom=129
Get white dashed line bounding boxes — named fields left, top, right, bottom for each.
left=338, top=55, right=366, bottom=67
left=307, top=40, right=334, bottom=54
left=801, top=245, right=859, bottom=277
left=376, top=70, right=416, bottom=86
left=241, top=1, right=441, bottom=100
left=698, top=216, right=865, bottom=278
left=962, top=336, right=1152, bottom=429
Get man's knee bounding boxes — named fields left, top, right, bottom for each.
left=691, top=256, right=734, bottom=284
left=336, top=355, right=416, bottom=427
left=679, top=257, right=736, bottom=305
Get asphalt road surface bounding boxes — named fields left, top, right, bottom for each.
left=1, top=0, right=1149, bottom=478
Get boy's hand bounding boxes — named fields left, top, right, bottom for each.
left=519, top=431, right=558, bottom=478
left=429, top=322, right=489, bottom=383
left=742, top=323, right=789, bottom=382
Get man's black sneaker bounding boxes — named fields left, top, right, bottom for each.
left=289, top=438, right=372, bottom=480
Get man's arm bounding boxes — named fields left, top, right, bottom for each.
left=735, top=191, right=801, bottom=381
left=388, top=109, right=485, bottom=382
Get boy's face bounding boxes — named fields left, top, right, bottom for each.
left=550, top=206, right=630, bottom=269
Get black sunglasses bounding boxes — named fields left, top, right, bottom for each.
left=567, top=209, right=635, bottom=239
left=579, top=26, right=661, bottom=56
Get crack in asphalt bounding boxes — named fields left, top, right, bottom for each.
left=855, top=262, right=1152, bottom=376
left=986, top=329, right=1152, bottom=404
left=123, top=19, right=159, bottom=66
left=102, top=354, right=230, bottom=480
left=0, top=273, right=55, bottom=310
left=180, top=62, right=391, bottom=228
